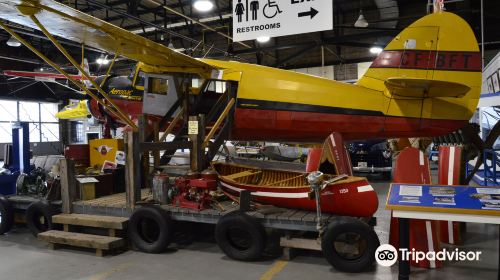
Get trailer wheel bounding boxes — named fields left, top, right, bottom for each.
left=322, top=217, right=380, bottom=272
left=25, top=201, right=58, bottom=237
left=0, top=196, right=14, bottom=235
left=215, top=211, right=266, bottom=261
left=129, top=205, right=173, bottom=253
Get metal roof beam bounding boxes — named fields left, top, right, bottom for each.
left=231, top=31, right=398, bottom=56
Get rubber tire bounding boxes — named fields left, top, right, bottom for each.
left=215, top=211, right=266, bottom=261
left=129, top=205, right=173, bottom=253
left=0, top=196, right=14, bottom=235
left=25, top=201, right=58, bottom=237
left=322, top=217, right=380, bottom=273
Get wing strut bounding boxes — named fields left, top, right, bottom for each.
left=99, top=52, right=119, bottom=88
left=0, top=20, right=136, bottom=129
left=28, top=15, right=136, bottom=129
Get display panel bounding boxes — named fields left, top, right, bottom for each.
left=387, top=183, right=500, bottom=216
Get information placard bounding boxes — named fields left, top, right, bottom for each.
left=386, top=183, right=500, bottom=216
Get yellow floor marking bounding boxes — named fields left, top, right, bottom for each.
left=89, top=262, right=133, bottom=280
left=260, top=260, right=289, bottom=280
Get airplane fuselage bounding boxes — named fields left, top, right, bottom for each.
left=93, top=57, right=474, bottom=143
left=202, top=59, right=474, bottom=142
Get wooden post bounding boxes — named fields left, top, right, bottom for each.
left=125, top=131, right=141, bottom=210
left=60, top=158, right=76, bottom=214
left=199, top=115, right=206, bottom=172
left=138, top=116, right=149, bottom=189
left=239, top=190, right=251, bottom=212
left=153, top=122, right=160, bottom=168
left=189, top=115, right=205, bottom=173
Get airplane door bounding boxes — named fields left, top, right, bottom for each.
left=385, top=26, right=439, bottom=133
left=143, top=74, right=179, bottom=117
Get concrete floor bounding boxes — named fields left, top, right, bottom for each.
left=0, top=174, right=499, bottom=280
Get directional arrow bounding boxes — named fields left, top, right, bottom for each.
left=298, top=7, right=319, bottom=19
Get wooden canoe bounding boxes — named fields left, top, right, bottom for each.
left=211, top=162, right=378, bottom=217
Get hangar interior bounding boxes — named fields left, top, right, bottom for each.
left=1, top=0, right=500, bottom=279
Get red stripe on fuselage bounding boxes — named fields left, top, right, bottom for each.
left=370, top=50, right=481, bottom=72
left=231, top=108, right=465, bottom=142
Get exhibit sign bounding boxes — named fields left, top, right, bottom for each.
left=232, top=0, right=333, bottom=42
left=386, top=183, right=500, bottom=215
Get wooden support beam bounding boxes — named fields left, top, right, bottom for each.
left=279, top=237, right=322, bottom=251
left=125, top=131, right=141, bottom=210
left=153, top=122, right=160, bottom=168
left=203, top=98, right=235, bottom=148
left=60, top=158, right=76, bottom=214
left=159, top=107, right=184, bottom=142
left=239, top=190, right=251, bottom=212
left=138, top=116, right=149, bottom=189
left=189, top=115, right=205, bottom=172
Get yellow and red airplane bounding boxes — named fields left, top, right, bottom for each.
left=0, top=0, right=481, bottom=143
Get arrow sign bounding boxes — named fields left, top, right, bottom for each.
left=298, top=7, right=319, bottom=19
left=233, top=1, right=332, bottom=42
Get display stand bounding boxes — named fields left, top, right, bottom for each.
left=387, top=183, right=500, bottom=279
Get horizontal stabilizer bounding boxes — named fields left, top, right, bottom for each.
left=384, top=78, right=471, bottom=98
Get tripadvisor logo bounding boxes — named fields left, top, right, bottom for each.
left=375, top=244, right=398, bottom=267
left=375, top=244, right=482, bottom=266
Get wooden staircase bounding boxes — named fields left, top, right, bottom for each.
left=38, top=214, right=129, bottom=256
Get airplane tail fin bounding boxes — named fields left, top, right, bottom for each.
left=358, top=12, right=481, bottom=102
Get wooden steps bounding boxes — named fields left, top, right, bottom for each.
left=39, top=214, right=129, bottom=256
left=39, top=230, right=124, bottom=257
left=53, top=214, right=128, bottom=230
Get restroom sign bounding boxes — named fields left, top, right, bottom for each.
left=233, top=0, right=333, bottom=42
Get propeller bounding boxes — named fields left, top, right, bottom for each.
left=463, top=121, right=500, bottom=184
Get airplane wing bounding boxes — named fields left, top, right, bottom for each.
left=0, top=0, right=214, bottom=73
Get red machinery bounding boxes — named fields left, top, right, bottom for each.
left=172, top=177, right=217, bottom=211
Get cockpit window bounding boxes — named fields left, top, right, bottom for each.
left=205, top=80, right=226, bottom=94
left=135, top=71, right=145, bottom=87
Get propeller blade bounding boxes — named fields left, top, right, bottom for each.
left=464, top=121, right=500, bottom=184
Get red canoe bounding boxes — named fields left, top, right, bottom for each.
left=212, top=162, right=378, bottom=217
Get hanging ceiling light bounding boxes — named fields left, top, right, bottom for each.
left=354, top=10, right=369, bottom=28
left=96, top=55, right=109, bottom=65
left=6, top=36, right=21, bottom=47
left=193, top=0, right=214, bottom=12
left=370, top=47, right=383, bottom=54
left=256, top=36, right=270, bottom=43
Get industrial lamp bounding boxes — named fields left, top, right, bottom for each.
left=193, top=0, right=214, bottom=12
left=6, top=36, right=21, bottom=47
left=256, top=36, right=270, bottom=43
left=354, top=10, right=369, bottom=28
left=370, top=47, right=383, bottom=54
left=96, top=55, right=109, bottom=65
